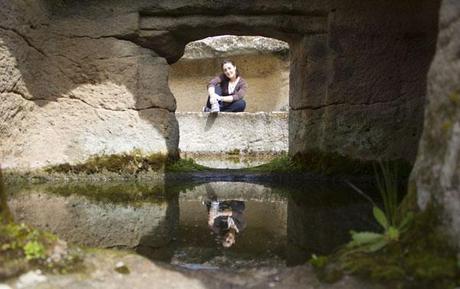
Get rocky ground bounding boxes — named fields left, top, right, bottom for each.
left=1, top=249, right=383, bottom=289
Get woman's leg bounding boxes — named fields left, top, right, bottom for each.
left=220, top=99, right=246, bottom=112
left=205, top=86, right=223, bottom=110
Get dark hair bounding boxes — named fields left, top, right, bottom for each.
left=221, top=59, right=240, bottom=78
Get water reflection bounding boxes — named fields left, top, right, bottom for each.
left=7, top=183, right=179, bottom=249
left=203, top=184, right=247, bottom=248
left=284, top=182, right=378, bottom=265
left=4, top=179, right=377, bottom=269
left=0, top=168, right=11, bottom=222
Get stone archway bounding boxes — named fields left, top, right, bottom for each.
left=126, top=3, right=439, bottom=172
left=0, top=0, right=439, bottom=174
left=170, top=35, right=290, bottom=113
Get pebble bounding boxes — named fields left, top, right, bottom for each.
left=16, top=270, right=47, bottom=289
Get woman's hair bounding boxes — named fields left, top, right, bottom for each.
left=221, top=59, right=240, bottom=78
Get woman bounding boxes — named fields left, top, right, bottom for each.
left=204, top=60, right=248, bottom=112
left=207, top=200, right=247, bottom=248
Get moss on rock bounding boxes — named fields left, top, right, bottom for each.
left=318, top=204, right=460, bottom=289
left=165, top=157, right=211, bottom=172
left=0, top=219, right=83, bottom=279
left=292, top=151, right=412, bottom=177
left=245, top=151, right=412, bottom=178
left=45, top=149, right=170, bottom=175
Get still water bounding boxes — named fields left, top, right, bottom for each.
left=4, top=179, right=378, bottom=269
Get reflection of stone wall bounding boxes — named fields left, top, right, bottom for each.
left=8, top=192, right=178, bottom=248
left=169, top=36, right=290, bottom=112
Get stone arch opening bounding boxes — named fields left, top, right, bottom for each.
left=132, top=11, right=330, bottom=168
left=168, top=35, right=291, bottom=168
left=170, top=35, right=290, bottom=113
left=132, top=5, right=439, bottom=172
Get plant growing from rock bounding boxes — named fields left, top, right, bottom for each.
left=345, top=162, right=413, bottom=253
left=321, top=163, right=460, bottom=289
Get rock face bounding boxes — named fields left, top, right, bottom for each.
left=180, top=35, right=289, bottom=60
left=0, top=1, right=178, bottom=170
left=411, top=0, right=460, bottom=249
left=0, top=0, right=440, bottom=172
left=170, top=36, right=290, bottom=112
left=177, top=112, right=288, bottom=154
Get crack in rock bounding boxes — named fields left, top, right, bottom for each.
left=0, top=25, right=46, bottom=57
left=291, top=98, right=402, bottom=111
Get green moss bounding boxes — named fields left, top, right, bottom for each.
left=442, top=121, right=453, bottom=134
left=165, top=158, right=211, bottom=172
left=245, top=153, right=303, bottom=173
left=0, top=219, right=83, bottom=279
left=449, top=91, right=460, bottom=105
left=245, top=151, right=412, bottom=177
left=292, top=151, right=412, bottom=177
left=322, top=204, right=460, bottom=289
left=45, top=149, right=169, bottom=175
left=227, top=149, right=241, bottom=156
left=0, top=168, right=13, bottom=223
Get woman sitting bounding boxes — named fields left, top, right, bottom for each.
left=204, top=59, right=248, bottom=112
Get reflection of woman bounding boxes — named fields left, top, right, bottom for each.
left=204, top=60, right=248, bottom=112
left=207, top=200, right=247, bottom=248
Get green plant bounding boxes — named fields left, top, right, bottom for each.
left=346, top=206, right=413, bottom=253
left=309, top=254, right=329, bottom=269
left=24, top=241, right=45, bottom=260
left=345, top=162, right=413, bottom=253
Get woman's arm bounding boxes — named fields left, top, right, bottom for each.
left=230, top=78, right=248, bottom=101
left=219, top=96, right=234, bottom=102
left=208, top=210, right=232, bottom=227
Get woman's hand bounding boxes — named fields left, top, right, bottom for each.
left=210, top=93, right=220, bottom=104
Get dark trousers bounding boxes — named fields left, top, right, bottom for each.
left=205, top=86, right=246, bottom=112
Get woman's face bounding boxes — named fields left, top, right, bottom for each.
left=222, top=62, right=237, bottom=79
left=222, top=231, right=236, bottom=248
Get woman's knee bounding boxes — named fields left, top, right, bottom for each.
left=234, top=99, right=246, bottom=112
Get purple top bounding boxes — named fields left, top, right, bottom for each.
left=207, top=74, right=248, bottom=101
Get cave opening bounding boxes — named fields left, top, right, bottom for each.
left=169, top=35, right=291, bottom=169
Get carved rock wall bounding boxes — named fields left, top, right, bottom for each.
left=411, top=0, right=460, bottom=249
left=0, top=0, right=440, bottom=171
left=0, top=0, right=178, bottom=169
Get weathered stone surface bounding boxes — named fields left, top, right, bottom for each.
left=3, top=250, right=385, bottom=289
left=0, top=0, right=441, bottom=178
left=1, top=93, right=178, bottom=169
left=0, top=0, right=178, bottom=170
left=180, top=36, right=288, bottom=60
left=411, top=0, right=460, bottom=249
left=289, top=98, right=424, bottom=162
left=177, top=112, right=288, bottom=154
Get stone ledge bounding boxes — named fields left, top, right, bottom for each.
left=176, top=111, right=288, bottom=155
